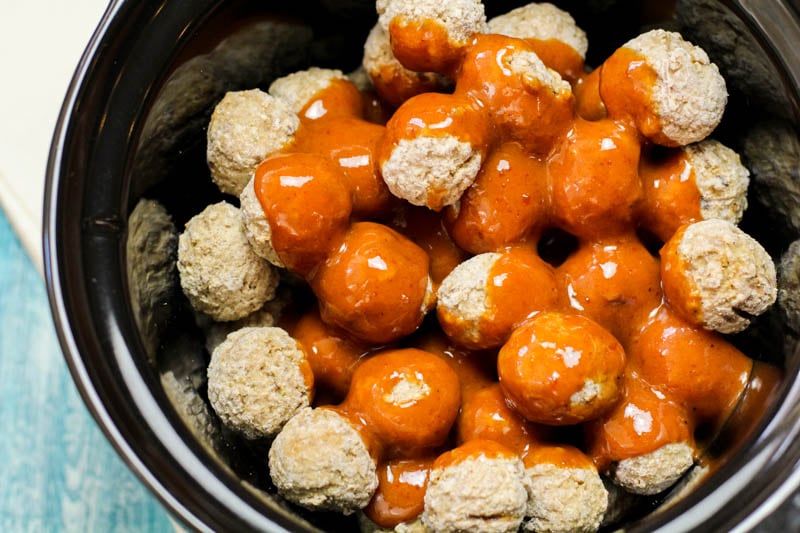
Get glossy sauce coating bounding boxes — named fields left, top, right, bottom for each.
left=456, top=33, right=574, bottom=152
left=387, top=204, right=467, bottom=287
left=341, top=348, right=461, bottom=457
left=364, top=457, right=433, bottom=528
left=598, top=47, right=663, bottom=144
left=556, top=233, right=662, bottom=343
left=291, top=307, right=370, bottom=401
left=498, top=311, right=627, bottom=425
left=387, top=18, right=465, bottom=75
left=586, top=372, right=694, bottom=470
left=311, top=222, right=431, bottom=344
left=626, top=305, right=753, bottom=426
left=547, top=117, right=643, bottom=239
left=445, top=141, right=549, bottom=254
left=638, top=147, right=702, bottom=242
left=472, top=245, right=561, bottom=349
left=254, top=152, right=352, bottom=277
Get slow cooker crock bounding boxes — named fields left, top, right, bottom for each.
left=44, top=0, right=800, bottom=531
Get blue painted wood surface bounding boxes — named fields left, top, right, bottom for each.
left=0, top=207, right=175, bottom=532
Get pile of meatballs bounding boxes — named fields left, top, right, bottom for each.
left=174, top=1, right=779, bottom=531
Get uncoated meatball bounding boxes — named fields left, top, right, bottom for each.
left=660, top=219, right=777, bottom=334
left=177, top=201, right=278, bottom=322
left=611, top=442, right=695, bottom=496
left=268, top=67, right=349, bottom=115
left=422, top=440, right=528, bottom=533
left=206, top=89, right=299, bottom=196
left=269, top=407, right=378, bottom=514
left=207, top=326, right=313, bottom=440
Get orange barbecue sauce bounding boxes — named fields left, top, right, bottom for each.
left=638, top=147, right=703, bottom=242
left=311, top=222, right=431, bottom=345
left=587, top=372, right=694, bottom=470
left=243, top=20, right=778, bottom=527
left=445, top=141, right=549, bottom=254
left=364, top=457, right=434, bottom=528
left=456, top=33, right=574, bottom=152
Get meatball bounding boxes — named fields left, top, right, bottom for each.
left=252, top=152, right=353, bottom=276
left=269, top=407, right=378, bottom=513
left=206, top=89, right=299, bottom=196
left=456, top=35, right=574, bottom=153
left=599, top=29, right=727, bottom=146
left=660, top=219, right=777, bottom=334
left=207, top=327, right=313, bottom=439
left=343, top=348, right=461, bottom=453
left=239, top=175, right=283, bottom=267
left=436, top=247, right=560, bottom=349
left=684, top=139, right=750, bottom=224
left=379, top=92, right=493, bottom=210
left=362, top=23, right=451, bottom=108
left=268, top=67, right=350, bottom=115
left=422, top=440, right=528, bottom=533
left=487, top=2, right=588, bottom=82
left=177, top=201, right=279, bottom=322
left=376, top=0, right=487, bottom=73
left=311, top=222, right=435, bottom=344
left=611, top=442, right=695, bottom=496
left=522, top=446, right=608, bottom=533
left=497, top=312, right=626, bottom=425
left=638, top=139, right=750, bottom=242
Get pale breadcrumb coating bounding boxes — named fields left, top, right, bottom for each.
left=436, top=253, right=501, bottom=345
left=684, top=139, right=750, bottom=224
left=523, top=463, right=608, bottom=533
left=268, top=67, right=348, bottom=114
left=376, top=0, right=487, bottom=47
left=269, top=407, right=378, bottom=513
left=239, top=175, right=284, bottom=268
left=177, top=202, right=278, bottom=322
left=422, top=453, right=528, bottom=533
left=611, top=442, right=694, bottom=496
left=667, top=219, right=777, bottom=334
left=624, top=29, right=727, bottom=146
left=207, top=327, right=312, bottom=439
left=206, top=90, right=299, bottom=196
left=487, top=2, right=588, bottom=58
left=381, top=136, right=483, bottom=210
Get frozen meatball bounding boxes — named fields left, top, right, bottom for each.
left=362, top=23, right=451, bottom=107
left=456, top=35, right=574, bottom=153
left=422, top=440, right=528, bottom=533
left=487, top=3, right=588, bottom=59
left=379, top=92, right=493, bottom=210
left=638, top=138, right=751, bottom=242
left=487, top=2, right=588, bottom=82
left=497, top=312, right=626, bottom=426
left=600, top=29, right=727, bottom=146
left=206, top=89, right=299, bottom=196
left=660, top=219, right=777, bottom=334
left=239, top=175, right=283, bottom=267
left=177, top=201, right=278, bottom=322
left=684, top=139, right=750, bottom=224
left=611, top=442, right=695, bottom=496
left=268, top=67, right=349, bottom=114
left=207, top=327, right=313, bottom=439
left=522, top=446, right=608, bottom=533
left=269, top=407, right=378, bottom=513
left=376, top=0, right=487, bottom=73
left=437, top=248, right=560, bottom=349
left=312, top=222, right=435, bottom=344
